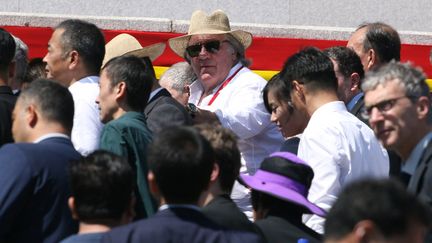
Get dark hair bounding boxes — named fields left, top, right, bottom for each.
left=55, top=19, right=105, bottom=75
left=23, top=58, right=47, bottom=84
left=19, top=79, right=74, bottom=133
left=103, top=55, right=153, bottom=111
left=280, top=47, right=337, bottom=93
left=323, top=46, right=365, bottom=81
left=69, top=150, right=134, bottom=221
left=0, top=28, right=16, bottom=72
left=263, top=73, right=293, bottom=114
left=195, top=123, right=241, bottom=193
left=358, top=22, right=401, bottom=63
left=324, top=179, right=431, bottom=241
left=148, top=126, right=214, bottom=204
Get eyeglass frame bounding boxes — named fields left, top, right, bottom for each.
left=360, top=95, right=418, bottom=120
left=185, top=40, right=229, bottom=57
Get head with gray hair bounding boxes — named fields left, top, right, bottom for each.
left=159, top=61, right=196, bottom=105
left=11, top=35, right=29, bottom=90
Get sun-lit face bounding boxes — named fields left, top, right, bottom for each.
left=267, top=89, right=307, bottom=138
left=188, top=34, right=236, bottom=93
left=347, top=27, right=371, bottom=72
left=95, top=69, right=119, bottom=124
left=364, top=80, right=418, bottom=152
left=43, top=28, right=72, bottom=87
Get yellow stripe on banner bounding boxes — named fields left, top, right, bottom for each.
left=154, top=66, right=279, bottom=81
left=155, top=66, right=432, bottom=88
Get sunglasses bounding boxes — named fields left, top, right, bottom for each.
left=185, top=40, right=227, bottom=57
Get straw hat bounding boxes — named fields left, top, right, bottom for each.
left=240, top=152, right=326, bottom=217
left=169, top=9, right=253, bottom=58
left=103, top=33, right=166, bottom=67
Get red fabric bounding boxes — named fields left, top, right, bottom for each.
left=4, top=26, right=432, bottom=77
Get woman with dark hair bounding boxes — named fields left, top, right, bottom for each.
left=263, top=74, right=309, bottom=154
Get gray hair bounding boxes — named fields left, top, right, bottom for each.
left=225, top=34, right=251, bottom=67
left=12, top=35, right=29, bottom=84
left=160, top=62, right=196, bottom=92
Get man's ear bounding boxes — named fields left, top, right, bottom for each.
left=115, top=81, right=127, bottom=100
left=27, top=104, right=38, bottom=128
left=352, top=220, right=379, bottom=242
left=68, top=197, right=79, bottom=220
left=292, top=80, right=305, bottom=102
left=350, top=72, right=361, bottom=92
left=210, top=162, right=220, bottom=183
left=68, top=50, right=79, bottom=70
left=416, top=96, right=430, bottom=120
left=366, top=49, right=377, bottom=71
left=148, top=171, right=160, bottom=199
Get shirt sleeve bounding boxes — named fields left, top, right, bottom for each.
left=0, top=145, right=33, bottom=237
left=71, top=97, right=102, bottom=156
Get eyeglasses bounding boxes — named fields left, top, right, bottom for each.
left=185, top=40, right=227, bottom=57
left=361, top=95, right=416, bottom=119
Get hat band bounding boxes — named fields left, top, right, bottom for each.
left=253, top=170, right=307, bottom=196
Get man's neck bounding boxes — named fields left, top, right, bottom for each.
left=77, top=222, right=114, bottom=234
left=304, top=90, right=339, bottom=116
left=201, top=183, right=226, bottom=206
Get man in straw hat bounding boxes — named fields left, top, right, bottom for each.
left=169, top=9, right=283, bottom=217
left=104, top=33, right=191, bottom=134
left=240, top=152, right=324, bottom=243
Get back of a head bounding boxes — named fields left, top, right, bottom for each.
left=280, top=47, right=338, bottom=93
left=23, top=58, right=47, bottom=85
left=148, top=126, right=214, bottom=204
left=160, top=61, right=196, bottom=91
left=360, top=22, right=401, bottom=63
left=12, top=35, right=29, bottom=85
left=69, top=150, right=134, bottom=222
left=55, top=19, right=105, bottom=75
left=324, top=179, right=430, bottom=242
left=0, top=28, right=16, bottom=73
left=103, top=55, right=154, bottom=111
left=323, top=46, right=365, bottom=81
left=195, top=123, right=241, bottom=193
left=19, top=79, right=74, bottom=132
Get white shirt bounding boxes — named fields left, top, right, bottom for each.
left=189, top=63, right=284, bottom=218
left=299, top=101, right=389, bottom=233
left=69, top=76, right=103, bottom=156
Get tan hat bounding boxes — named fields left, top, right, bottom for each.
left=168, top=9, right=253, bottom=58
left=103, top=33, right=166, bottom=67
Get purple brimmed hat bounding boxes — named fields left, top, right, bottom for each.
left=240, top=152, right=326, bottom=217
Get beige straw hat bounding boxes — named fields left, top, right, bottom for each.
left=103, top=33, right=166, bottom=67
left=168, top=9, right=253, bottom=58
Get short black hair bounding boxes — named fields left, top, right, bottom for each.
left=19, top=79, right=74, bottom=133
left=358, top=22, right=401, bottom=63
left=263, top=73, right=293, bottom=114
left=195, top=123, right=241, bottom=193
left=69, top=150, right=135, bottom=221
left=324, top=179, right=431, bottom=241
left=103, top=55, right=153, bottom=111
left=55, top=19, right=105, bottom=75
left=148, top=126, right=214, bottom=204
left=280, top=47, right=337, bottom=93
left=323, top=46, right=365, bottom=81
left=23, top=58, right=47, bottom=84
left=0, top=28, right=16, bottom=72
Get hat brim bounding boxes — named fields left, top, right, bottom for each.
left=168, top=30, right=252, bottom=58
left=240, top=174, right=326, bottom=217
left=103, top=42, right=166, bottom=67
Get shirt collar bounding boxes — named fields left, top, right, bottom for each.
left=149, top=87, right=164, bottom=102
left=33, top=133, right=70, bottom=143
left=347, top=92, right=364, bottom=111
left=402, top=131, right=432, bottom=175
left=159, top=204, right=201, bottom=212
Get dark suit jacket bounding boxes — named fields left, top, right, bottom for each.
left=0, top=137, right=80, bottom=243
left=202, top=194, right=260, bottom=234
left=102, top=207, right=263, bottom=243
left=144, top=88, right=192, bottom=134
left=255, top=214, right=322, bottom=243
left=0, top=85, right=17, bottom=146
left=408, top=141, right=432, bottom=209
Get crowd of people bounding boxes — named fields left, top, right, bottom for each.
left=0, top=8, right=431, bottom=243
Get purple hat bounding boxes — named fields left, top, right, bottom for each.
left=240, top=152, right=326, bottom=217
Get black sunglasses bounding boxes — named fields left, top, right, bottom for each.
left=185, top=40, right=226, bottom=57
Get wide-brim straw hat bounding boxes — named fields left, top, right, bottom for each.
left=169, top=9, right=253, bottom=58
left=103, top=33, right=166, bottom=67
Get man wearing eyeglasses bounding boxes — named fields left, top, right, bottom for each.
left=362, top=61, right=432, bottom=211
left=168, top=10, right=283, bottom=218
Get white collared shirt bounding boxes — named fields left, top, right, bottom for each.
left=299, top=101, right=389, bottom=233
left=69, top=76, right=103, bottom=156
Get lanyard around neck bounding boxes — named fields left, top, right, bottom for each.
left=207, top=66, right=243, bottom=106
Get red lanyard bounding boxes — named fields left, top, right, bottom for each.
left=207, top=66, right=243, bottom=106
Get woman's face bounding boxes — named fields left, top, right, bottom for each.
left=267, top=89, right=307, bottom=138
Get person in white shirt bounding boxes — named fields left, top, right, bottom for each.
left=280, top=47, right=389, bottom=234
left=43, top=19, right=105, bottom=156
left=168, top=10, right=283, bottom=218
